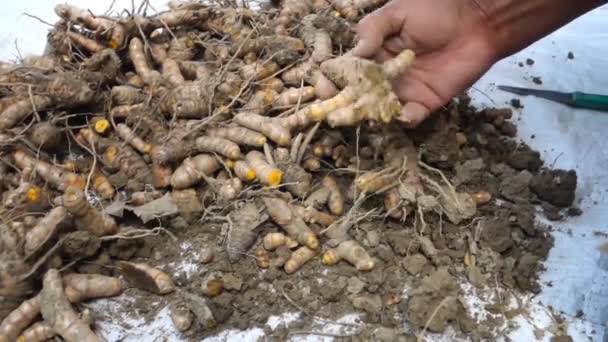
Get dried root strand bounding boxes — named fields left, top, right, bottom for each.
left=39, top=269, right=100, bottom=342
left=246, top=151, right=282, bottom=186
left=262, top=197, right=319, bottom=249
left=171, top=153, right=220, bottom=189
left=195, top=136, right=241, bottom=159
left=117, top=261, right=175, bottom=295
left=284, top=246, right=317, bottom=274
left=322, top=239, right=375, bottom=271
left=63, top=186, right=117, bottom=237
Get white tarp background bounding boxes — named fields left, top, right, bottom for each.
left=1, top=1, right=607, bottom=341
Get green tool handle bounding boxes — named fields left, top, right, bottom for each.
left=572, top=92, right=608, bottom=111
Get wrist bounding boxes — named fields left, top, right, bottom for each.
left=472, top=0, right=600, bottom=59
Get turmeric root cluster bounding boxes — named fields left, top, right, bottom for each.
left=0, top=0, right=488, bottom=339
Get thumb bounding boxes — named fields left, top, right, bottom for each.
left=352, top=2, right=407, bottom=58
left=398, top=102, right=431, bottom=128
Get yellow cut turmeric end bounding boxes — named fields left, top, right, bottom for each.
left=94, top=119, right=111, bottom=134
left=105, top=146, right=118, bottom=159
left=306, top=234, right=320, bottom=250
left=313, top=146, right=324, bottom=156
left=186, top=39, right=194, bottom=48
left=26, top=186, right=41, bottom=202
left=225, top=160, right=236, bottom=168
left=322, top=250, right=339, bottom=265
left=257, top=136, right=267, bottom=145
left=245, top=170, right=256, bottom=181
left=108, top=39, right=119, bottom=49
left=143, top=144, right=153, bottom=154
left=16, top=336, right=25, bottom=342
left=266, top=169, right=283, bottom=186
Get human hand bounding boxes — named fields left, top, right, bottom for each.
left=353, top=0, right=499, bottom=126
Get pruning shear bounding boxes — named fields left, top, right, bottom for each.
left=498, top=85, right=608, bottom=112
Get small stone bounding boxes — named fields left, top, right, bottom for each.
left=375, top=244, right=395, bottom=262
left=526, top=58, right=535, bottom=66
left=401, top=254, right=428, bottom=275
left=221, top=273, right=243, bottom=291
left=373, top=327, right=397, bottom=342
left=352, top=294, right=383, bottom=314
left=500, top=122, right=517, bottom=137
left=475, top=133, right=488, bottom=146
left=567, top=207, right=583, bottom=216
left=551, top=336, right=573, bottom=342
left=500, top=171, right=533, bottom=203
left=532, top=76, right=542, bottom=85
left=567, top=51, right=574, bottom=59
left=386, top=231, right=418, bottom=256
left=199, top=247, right=214, bottom=264
left=365, top=230, right=380, bottom=248
left=467, top=265, right=486, bottom=288
left=510, top=98, right=523, bottom=108
left=455, top=132, right=468, bottom=146
left=347, top=277, right=365, bottom=294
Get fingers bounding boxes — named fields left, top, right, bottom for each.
left=383, top=36, right=406, bottom=54
left=398, top=102, right=430, bottom=128
left=374, top=48, right=396, bottom=63
left=352, top=2, right=407, bottom=58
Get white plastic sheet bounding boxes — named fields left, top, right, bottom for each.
left=1, top=1, right=607, bottom=341
left=471, top=7, right=608, bottom=341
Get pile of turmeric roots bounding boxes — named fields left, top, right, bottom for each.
left=0, top=1, right=490, bottom=340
